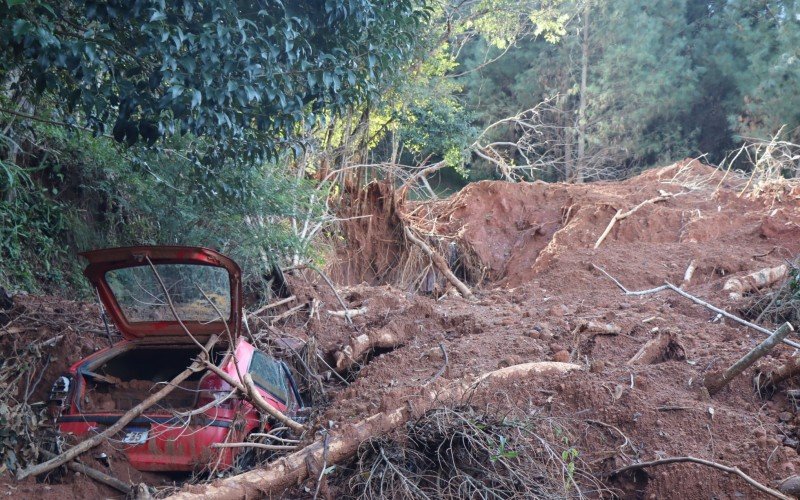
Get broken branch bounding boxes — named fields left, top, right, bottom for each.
left=610, top=456, right=791, bottom=500
left=705, top=322, right=793, bottom=395
left=627, top=329, right=683, bottom=366
left=326, top=307, right=368, bottom=319
left=403, top=225, right=473, bottom=299
left=269, top=303, right=305, bottom=324
left=249, top=296, right=297, bottom=317
left=723, top=264, right=788, bottom=300
left=682, top=259, right=697, bottom=286
left=39, top=449, right=132, bottom=495
left=594, top=192, right=676, bottom=249
left=17, top=335, right=219, bottom=480
left=307, top=264, right=354, bottom=324
left=201, top=363, right=305, bottom=434
left=211, top=442, right=298, bottom=452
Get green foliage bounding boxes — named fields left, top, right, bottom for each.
left=397, top=97, right=476, bottom=171
left=0, top=108, right=321, bottom=295
left=458, top=0, right=800, bottom=178
left=0, top=0, right=430, bottom=162
left=0, top=0, right=427, bottom=294
left=0, top=137, right=86, bottom=292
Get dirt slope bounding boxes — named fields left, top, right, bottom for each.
left=3, top=159, right=800, bottom=498
left=302, top=160, right=800, bottom=498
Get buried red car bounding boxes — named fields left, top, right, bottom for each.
left=48, top=246, right=303, bottom=472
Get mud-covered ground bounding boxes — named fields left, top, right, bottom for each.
left=3, top=160, right=800, bottom=498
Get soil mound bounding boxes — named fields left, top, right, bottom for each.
left=437, top=159, right=800, bottom=289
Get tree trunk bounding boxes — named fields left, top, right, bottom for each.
left=165, top=362, right=582, bottom=500
left=576, top=0, right=590, bottom=183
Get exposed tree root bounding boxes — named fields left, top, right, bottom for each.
left=165, top=361, right=581, bottom=500
left=403, top=225, right=474, bottom=299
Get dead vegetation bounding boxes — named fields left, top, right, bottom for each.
left=340, top=406, right=601, bottom=499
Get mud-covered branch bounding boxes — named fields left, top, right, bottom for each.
left=610, top=456, right=791, bottom=500
left=705, top=322, right=793, bottom=395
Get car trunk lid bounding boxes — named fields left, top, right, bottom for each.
left=81, top=246, right=242, bottom=341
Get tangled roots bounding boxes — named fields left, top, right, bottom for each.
left=336, top=406, right=599, bottom=499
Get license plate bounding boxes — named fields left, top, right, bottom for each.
left=121, top=427, right=149, bottom=444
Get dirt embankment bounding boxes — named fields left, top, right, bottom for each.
left=3, top=159, right=800, bottom=498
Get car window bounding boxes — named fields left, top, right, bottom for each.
left=249, top=351, right=290, bottom=403
left=105, top=264, right=231, bottom=323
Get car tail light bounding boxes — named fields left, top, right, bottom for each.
left=48, top=375, right=71, bottom=418
left=197, top=373, right=235, bottom=411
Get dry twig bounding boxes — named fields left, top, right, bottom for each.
left=610, top=456, right=791, bottom=500
left=594, top=191, right=679, bottom=249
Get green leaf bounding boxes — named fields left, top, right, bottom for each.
left=191, top=90, right=202, bottom=108
left=11, top=19, right=31, bottom=37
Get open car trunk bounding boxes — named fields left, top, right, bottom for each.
left=81, top=343, right=228, bottom=413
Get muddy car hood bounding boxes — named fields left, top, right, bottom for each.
left=81, top=246, right=242, bottom=341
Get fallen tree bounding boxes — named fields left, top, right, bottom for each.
left=165, top=361, right=582, bottom=500
left=724, top=264, right=788, bottom=300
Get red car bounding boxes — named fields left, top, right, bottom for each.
left=48, top=246, right=302, bottom=472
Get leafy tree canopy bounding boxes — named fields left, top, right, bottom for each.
left=0, top=0, right=429, bottom=163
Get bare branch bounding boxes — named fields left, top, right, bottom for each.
left=610, top=456, right=791, bottom=500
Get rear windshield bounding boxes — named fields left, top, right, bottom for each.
left=105, top=264, right=231, bottom=323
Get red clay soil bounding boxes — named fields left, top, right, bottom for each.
left=4, top=159, right=800, bottom=498
left=298, top=160, right=800, bottom=498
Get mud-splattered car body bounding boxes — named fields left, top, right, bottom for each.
left=49, top=246, right=302, bottom=471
